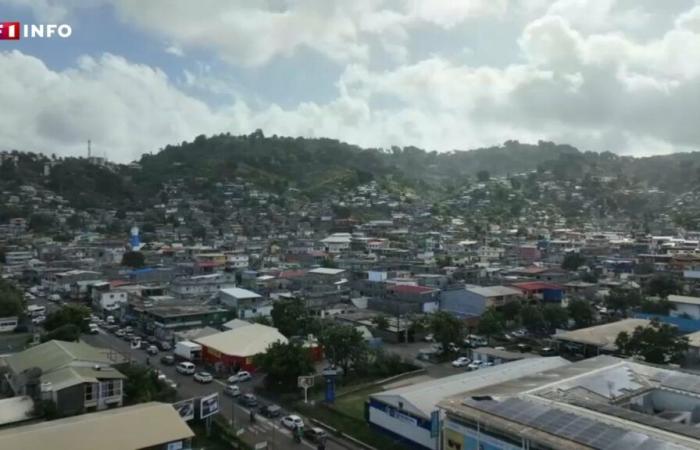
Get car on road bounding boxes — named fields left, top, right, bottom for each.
left=146, top=345, right=159, bottom=355
left=259, top=404, right=282, bottom=418
left=452, top=356, right=471, bottom=367
left=228, top=370, right=252, bottom=383
left=467, top=361, right=482, bottom=371
left=176, top=362, right=196, bottom=375
left=194, top=371, right=214, bottom=383
left=281, top=414, right=304, bottom=430
left=239, top=393, right=258, bottom=407
left=160, top=355, right=175, bottom=365
left=304, top=427, right=327, bottom=443
left=223, top=384, right=240, bottom=397
left=88, top=323, right=99, bottom=334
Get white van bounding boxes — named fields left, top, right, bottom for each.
left=176, top=362, right=196, bottom=375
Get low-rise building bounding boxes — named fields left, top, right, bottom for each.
left=0, top=401, right=194, bottom=450
left=195, top=323, right=287, bottom=372
left=4, top=340, right=125, bottom=416
left=440, top=355, right=700, bottom=450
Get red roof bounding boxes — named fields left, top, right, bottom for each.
left=110, top=280, right=131, bottom=288
left=279, top=270, right=307, bottom=279
left=389, top=284, right=436, bottom=295
left=511, top=282, right=562, bottom=292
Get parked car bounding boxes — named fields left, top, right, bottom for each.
left=259, top=404, right=282, bottom=418
left=194, top=371, right=214, bottom=383
left=115, top=328, right=126, bottom=338
left=176, top=362, right=196, bottom=375
left=228, top=370, right=252, bottom=383
left=452, top=356, right=471, bottom=368
left=467, top=361, right=482, bottom=371
left=239, top=393, right=258, bottom=407
left=540, top=347, right=557, bottom=356
left=512, top=328, right=528, bottom=338
left=304, top=427, right=327, bottom=443
left=281, top=415, right=304, bottom=430
left=482, top=361, right=494, bottom=367
left=160, top=355, right=175, bottom=365
left=223, top=384, right=240, bottom=397
left=423, top=333, right=434, bottom=342
left=146, top=345, right=159, bottom=355
left=516, top=343, right=532, bottom=352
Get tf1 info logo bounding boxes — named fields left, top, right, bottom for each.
left=0, top=22, right=72, bottom=40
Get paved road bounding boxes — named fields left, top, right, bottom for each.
left=84, top=329, right=359, bottom=450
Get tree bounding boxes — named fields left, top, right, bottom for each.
left=429, top=311, right=464, bottom=353
left=43, top=304, right=91, bottom=333
left=253, top=341, right=314, bottom=390
left=270, top=298, right=318, bottom=338
left=615, top=320, right=689, bottom=364
left=121, top=251, right=145, bottom=268
left=29, top=213, right=54, bottom=233
left=0, top=279, right=24, bottom=317
left=500, top=301, right=522, bottom=322
left=605, top=289, right=642, bottom=316
left=41, top=324, right=81, bottom=342
left=640, top=298, right=675, bottom=315
left=119, top=364, right=176, bottom=405
left=561, top=252, right=586, bottom=271
left=477, top=170, right=490, bottom=182
left=646, top=274, right=680, bottom=298
left=520, top=305, right=545, bottom=333
left=319, top=323, right=368, bottom=374
left=567, top=299, right=594, bottom=328
left=542, top=305, right=569, bottom=332
left=477, top=308, right=504, bottom=344
left=372, top=315, right=389, bottom=331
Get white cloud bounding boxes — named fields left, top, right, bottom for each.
left=165, top=45, right=184, bottom=57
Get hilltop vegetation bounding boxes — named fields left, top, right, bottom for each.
left=2, top=130, right=700, bottom=214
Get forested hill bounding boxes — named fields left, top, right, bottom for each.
left=2, top=130, right=700, bottom=211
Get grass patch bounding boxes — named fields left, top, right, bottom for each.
left=295, top=401, right=405, bottom=450
left=333, top=385, right=383, bottom=421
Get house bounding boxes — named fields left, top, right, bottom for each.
left=369, top=283, right=440, bottom=315
left=511, top=281, right=565, bottom=302
left=195, top=323, right=288, bottom=372
left=4, top=340, right=126, bottom=416
left=668, top=295, right=700, bottom=320
left=219, top=287, right=270, bottom=319
left=320, top=233, right=352, bottom=253
left=440, top=285, right=523, bottom=319
left=0, top=402, right=194, bottom=450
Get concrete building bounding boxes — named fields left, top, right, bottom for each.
left=440, top=285, right=523, bottom=319
left=668, top=295, right=700, bottom=320
left=440, top=355, right=700, bottom=450
left=219, top=287, right=269, bottom=319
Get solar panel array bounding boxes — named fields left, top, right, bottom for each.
left=463, top=397, right=691, bottom=450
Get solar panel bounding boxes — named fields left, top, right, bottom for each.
left=463, top=397, right=693, bottom=450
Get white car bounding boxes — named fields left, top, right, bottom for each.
left=176, top=362, right=196, bottom=375
left=194, top=371, right=214, bottom=383
left=482, top=361, right=494, bottom=367
left=223, top=384, right=240, bottom=397
left=228, top=370, right=252, bottom=383
left=281, top=414, right=304, bottom=430
left=451, top=357, right=471, bottom=368
left=467, top=361, right=482, bottom=371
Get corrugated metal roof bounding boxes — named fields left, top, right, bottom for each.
left=0, top=402, right=193, bottom=450
left=195, top=324, right=288, bottom=357
left=370, top=357, right=570, bottom=418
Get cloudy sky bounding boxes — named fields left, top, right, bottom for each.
left=1, top=0, right=700, bottom=162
